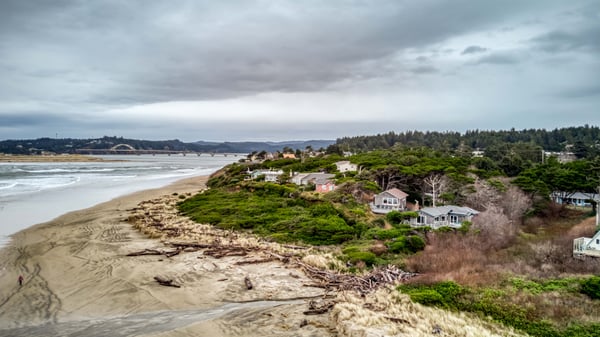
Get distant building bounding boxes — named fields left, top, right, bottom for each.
left=335, top=161, right=358, bottom=172
left=370, top=188, right=408, bottom=214
left=411, top=205, right=479, bottom=229
left=248, top=169, right=284, bottom=182
left=315, top=180, right=336, bottom=193
left=291, top=172, right=335, bottom=186
left=471, top=150, right=484, bottom=158
left=551, top=191, right=599, bottom=207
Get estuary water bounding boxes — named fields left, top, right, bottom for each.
left=0, top=154, right=240, bottom=246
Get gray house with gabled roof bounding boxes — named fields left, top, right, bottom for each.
left=370, top=188, right=408, bottom=214
left=411, top=205, right=479, bottom=229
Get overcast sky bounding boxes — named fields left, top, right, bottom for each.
left=1, top=1, right=599, bottom=142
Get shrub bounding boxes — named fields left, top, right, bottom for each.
left=409, top=289, right=444, bottom=306
left=388, top=239, right=407, bottom=254
left=406, top=235, right=426, bottom=252
left=346, top=251, right=377, bottom=266
left=581, top=276, right=600, bottom=299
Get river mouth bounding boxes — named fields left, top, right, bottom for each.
left=0, top=300, right=304, bottom=337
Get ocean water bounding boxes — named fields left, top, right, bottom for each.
left=0, top=154, right=240, bottom=245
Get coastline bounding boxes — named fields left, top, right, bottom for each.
left=0, top=174, right=526, bottom=337
left=0, top=175, right=331, bottom=337
left=0, top=154, right=108, bottom=162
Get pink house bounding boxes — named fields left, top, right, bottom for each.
left=315, top=180, right=336, bottom=193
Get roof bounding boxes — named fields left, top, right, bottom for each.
left=570, top=192, right=599, bottom=200
left=552, top=191, right=600, bottom=201
left=302, top=173, right=335, bottom=181
left=381, top=188, right=408, bottom=199
left=419, top=205, right=479, bottom=217
left=315, top=179, right=335, bottom=185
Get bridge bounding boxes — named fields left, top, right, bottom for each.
left=75, top=144, right=241, bottom=157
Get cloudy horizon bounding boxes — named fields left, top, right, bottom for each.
left=1, top=1, right=598, bottom=142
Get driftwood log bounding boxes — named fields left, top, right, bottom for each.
left=154, top=276, right=181, bottom=288
left=303, top=299, right=336, bottom=315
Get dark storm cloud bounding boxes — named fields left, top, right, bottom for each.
left=461, top=45, right=488, bottom=55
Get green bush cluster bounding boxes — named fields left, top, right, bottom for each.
left=178, top=182, right=359, bottom=245
left=346, top=251, right=377, bottom=266
left=580, top=276, right=600, bottom=299
left=509, top=277, right=581, bottom=295
left=399, top=281, right=463, bottom=308
left=387, top=235, right=425, bottom=254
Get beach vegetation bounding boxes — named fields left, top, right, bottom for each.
left=177, top=139, right=600, bottom=336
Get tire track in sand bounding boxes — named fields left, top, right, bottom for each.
left=0, top=247, right=62, bottom=327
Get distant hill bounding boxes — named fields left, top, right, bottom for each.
left=0, top=136, right=335, bottom=155
left=193, top=140, right=336, bottom=153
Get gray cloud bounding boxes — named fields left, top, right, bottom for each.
left=473, top=53, right=522, bottom=65
left=531, top=25, right=600, bottom=53
left=462, top=45, right=488, bottom=55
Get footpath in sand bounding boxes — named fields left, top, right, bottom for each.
left=0, top=176, right=331, bottom=337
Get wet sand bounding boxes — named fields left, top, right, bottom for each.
left=0, top=176, right=331, bottom=337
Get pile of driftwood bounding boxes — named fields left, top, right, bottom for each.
left=126, top=242, right=257, bottom=258
left=127, top=241, right=415, bottom=293
left=299, top=263, right=416, bottom=294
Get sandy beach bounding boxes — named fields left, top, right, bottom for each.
left=0, top=176, right=332, bottom=337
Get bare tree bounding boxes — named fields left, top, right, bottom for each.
left=464, top=178, right=501, bottom=211
left=472, top=205, right=516, bottom=250
left=423, top=174, right=448, bottom=207
left=500, top=186, right=532, bottom=225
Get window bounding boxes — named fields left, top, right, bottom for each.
left=449, top=215, right=458, bottom=223
left=382, top=198, right=397, bottom=205
left=417, top=216, right=426, bottom=224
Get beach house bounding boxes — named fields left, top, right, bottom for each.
left=248, top=169, right=284, bottom=182
left=291, top=172, right=335, bottom=186
left=411, top=205, right=479, bottom=229
left=370, top=188, right=408, bottom=214
left=551, top=191, right=599, bottom=207
left=335, top=161, right=358, bottom=173
left=574, top=230, right=600, bottom=258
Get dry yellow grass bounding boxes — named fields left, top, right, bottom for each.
left=331, top=288, right=526, bottom=337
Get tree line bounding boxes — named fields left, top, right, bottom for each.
left=333, top=125, right=600, bottom=158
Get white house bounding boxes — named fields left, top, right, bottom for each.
left=335, top=161, right=358, bottom=173
left=291, top=172, right=335, bottom=186
left=574, top=231, right=600, bottom=258
left=411, top=205, right=479, bottom=229
left=552, top=192, right=599, bottom=207
left=249, top=169, right=284, bottom=182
